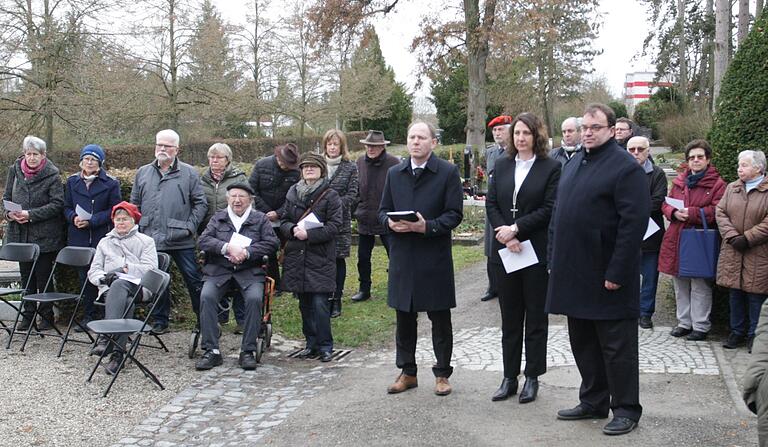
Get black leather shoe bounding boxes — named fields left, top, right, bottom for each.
left=480, top=292, right=497, bottom=302
left=195, top=350, right=223, bottom=370
left=638, top=316, right=653, bottom=329
left=151, top=323, right=169, bottom=335
left=557, top=405, right=608, bottom=420
left=748, top=336, right=755, bottom=353
left=239, top=351, right=258, bottom=370
left=670, top=326, right=692, bottom=338
left=723, top=332, right=745, bottom=349
left=350, top=291, right=370, bottom=302
left=15, top=319, right=32, bottom=332
left=330, top=299, right=341, bottom=318
left=519, top=377, right=539, bottom=404
left=105, top=353, right=123, bottom=376
left=319, top=351, right=333, bottom=362
left=491, top=378, right=518, bottom=401
left=686, top=330, right=708, bottom=341
left=296, top=348, right=318, bottom=359
left=602, top=416, right=638, bottom=435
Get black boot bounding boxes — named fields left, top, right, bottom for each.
left=351, top=290, right=371, bottom=302
left=330, top=295, right=342, bottom=318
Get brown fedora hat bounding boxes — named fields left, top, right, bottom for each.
left=359, top=130, right=390, bottom=146
left=274, top=143, right=300, bottom=170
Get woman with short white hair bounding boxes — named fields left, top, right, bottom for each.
left=717, top=150, right=768, bottom=352
left=1, top=136, right=65, bottom=331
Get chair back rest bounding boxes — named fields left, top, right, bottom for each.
left=157, top=252, right=171, bottom=272
left=55, top=246, right=96, bottom=267
left=0, top=243, right=40, bottom=263
left=132, top=269, right=171, bottom=331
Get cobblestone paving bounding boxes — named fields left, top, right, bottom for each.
left=117, top=325, right=720, bottom=445
left=113, top=361, right=338, bottom=447
left=343, top=325, right=720, bottom=376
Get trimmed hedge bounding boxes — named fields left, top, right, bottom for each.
left=709, top=11, right=768, bottom=183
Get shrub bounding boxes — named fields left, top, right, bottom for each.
left=658, top=107, right=713, bottom=151
left=709, top=11, right=768, bottom=183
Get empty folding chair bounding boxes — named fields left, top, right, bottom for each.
left=86, top=268, right=171, bottom=397
left=0, top=243, right=39, bottom=335
left=6, top=246, right=96, bottom=355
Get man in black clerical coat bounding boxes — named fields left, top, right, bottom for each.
left=546, top=103, right=650, bottom=436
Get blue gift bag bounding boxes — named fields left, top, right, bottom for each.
left=678, top=208, right=720, bottom=279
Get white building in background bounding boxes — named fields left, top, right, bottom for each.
left=623, top=71, right=674, bottom=116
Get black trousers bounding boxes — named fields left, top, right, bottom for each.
left=395, top=309, right=453, bottom=378
left=486, top=257, right=498, bottom=295
left=494, top=263, right=548, bottom=379
left=357, top=234, right=390, bottom=292
left=19, top=251, right=57, bottom=321
left=567, top=316, right=643, bottom=421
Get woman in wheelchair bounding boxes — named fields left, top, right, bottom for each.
left=195, top=183, right=280, bottom=371
left=87, top=202, right=158, bottom=374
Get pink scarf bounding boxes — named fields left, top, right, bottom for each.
left=20, top=157, right=47, bottom=179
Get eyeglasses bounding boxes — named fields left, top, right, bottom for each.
left=615, top=127, right=631, bottom=132
left=82, top=156, right=99, bottom=163
left=580, top=125, right=609, bottom=133
left=688, top=154, right=707, bottom=161
left=208, top=155, right=226, bottom=160
left=155, top=143, right=176, bottom=150
left=627, top=147, right=647, bottom=153
left=113, top=217, right=133, bottom=223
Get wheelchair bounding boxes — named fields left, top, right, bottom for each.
left=188, top=254, right=275, bottom=362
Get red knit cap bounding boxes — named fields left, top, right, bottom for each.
left=111, top=201, right=142, bottom=223
left=488, top=115, right=513, bottom=128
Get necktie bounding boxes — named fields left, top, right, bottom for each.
left=413, top=167, right=424, bottom=178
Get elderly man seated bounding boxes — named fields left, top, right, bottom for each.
left=195, top=183, right=280, bottom=371
left=88, top=201, right=158, bottom=374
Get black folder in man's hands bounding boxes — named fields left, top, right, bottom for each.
left=387, top=211, right=419, bottom=222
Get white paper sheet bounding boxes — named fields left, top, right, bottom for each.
left=75, top=204, right=92, bottom=220
left=116, top=272, right=141, bottom=285
left=229, top=232, right=253, bottom=249
left=2, top=200, right=22, bottom=212
left=665, top=197, right=685, bottom=210
left=498, top=240, right=539, bottom=274
left=644, top=218, right=660, bottom=241
left=298, top=212, right=324, bottom=230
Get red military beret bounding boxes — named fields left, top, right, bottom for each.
left=488, top=115, right=513, bottom=128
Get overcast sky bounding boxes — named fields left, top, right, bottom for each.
left=216, top=0, right=656, bottom=100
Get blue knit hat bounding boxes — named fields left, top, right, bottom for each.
left=80, top=144, right=105, bottom=166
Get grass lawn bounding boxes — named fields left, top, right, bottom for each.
left=267, top=243, right=484, bottom=349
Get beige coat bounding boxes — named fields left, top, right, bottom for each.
left=716, top=177, right=768, bottom=294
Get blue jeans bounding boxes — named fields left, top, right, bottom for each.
left=639, top=251, right=660, bottom=317
left=729, top=289, right=768, bottom=338
left=297, top=293, right=333, bottom=353
left=151, top=248, right=202, bottom=327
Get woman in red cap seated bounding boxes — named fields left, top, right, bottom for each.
left=87, top=201, right=158, bottom=374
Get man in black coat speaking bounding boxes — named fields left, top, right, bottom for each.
left=546, top=103, right=650, bottom=436
left=379, top=121, right=463, bottom=397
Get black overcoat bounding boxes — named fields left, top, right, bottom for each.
left=545, top=138, right=650, bottom=320
left=378, top=153, right=463, bottom=312
left=486, top=155, right=561, bottom=266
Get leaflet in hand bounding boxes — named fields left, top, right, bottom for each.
left=2, top=200, right=22, bottom=213
left=665, top=197, right=685, bottom=210
left=298, top=212, right=324, bottom=230
left=75, top=204, right=92, bottom=220
left=498, top=240, right=539, bottom=274
left=229, top=232, right=253, bottom=249
left=386, top=211, right=419, bottom=222
left=116, top=272, right=141, bottom=285
left=644, top=218, right=660, bottom=241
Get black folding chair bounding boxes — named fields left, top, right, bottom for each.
left=0, top=243, right=39, bottom=335
left=6, top=246, right=96, bottom=356
left=90, top=252, right=172, bottom=352
left=86, top=268, right=171, bottom=397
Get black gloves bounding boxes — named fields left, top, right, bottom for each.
left=101, top=272, right=118, bottom=286
left=729, top=235, right=750, bottom=252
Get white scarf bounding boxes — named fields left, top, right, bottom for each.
left=227, top=205, right=252, bottom=233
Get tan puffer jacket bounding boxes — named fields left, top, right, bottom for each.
left=716, top=177, right=768, bottom=294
